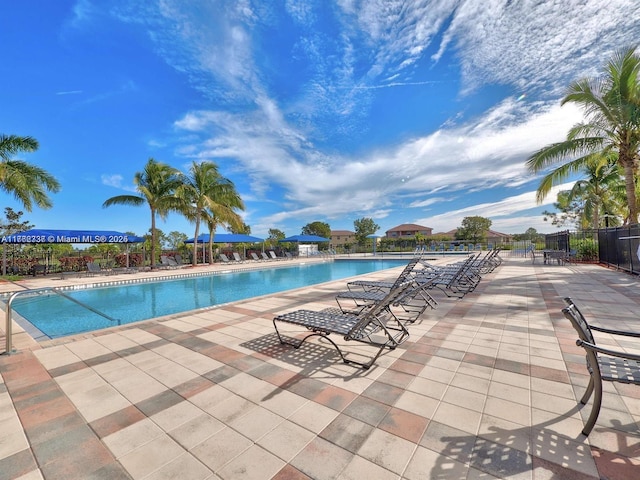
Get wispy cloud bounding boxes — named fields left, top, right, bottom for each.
left=78, top=0, right=640, bottom=234
left=56, top=90, right=83, bottom=95
left=418, top=182, right=575, bottom=234
left=101, top=174, right=137, bottom=193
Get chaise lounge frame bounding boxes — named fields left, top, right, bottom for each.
left=336, top=276, right=439, bottom=323
left=272, top=282, right=413, bottom=369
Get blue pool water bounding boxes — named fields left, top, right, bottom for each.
left=11, top=259, right=407, bottom=339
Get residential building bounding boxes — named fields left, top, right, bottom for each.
left=385, top=223, right=433, bottom=239
left=330, top=230, right=356, bottom=249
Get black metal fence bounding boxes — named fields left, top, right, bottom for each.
left=544, top=225, right=640, bottom=275
left=544, top=229, right=599, bottom=262
left=597, top=225, right=640, bottom=274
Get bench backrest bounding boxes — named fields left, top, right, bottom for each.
left=562, top=298, right=596, bottom=345
left=390, top=256, right=422, bottom=289
left=346, top=281, right=413, bottom=340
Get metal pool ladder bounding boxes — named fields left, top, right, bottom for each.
left=3, top=287, right=121, bottom=355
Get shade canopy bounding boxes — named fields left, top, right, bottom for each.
left=1, top=229, right=144, bottom=244
left=185, top=233, right=263, bottom=244
left=280, top=234, right=330, bottom=243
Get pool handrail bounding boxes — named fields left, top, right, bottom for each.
left=4, top=287, right=121, bottom=355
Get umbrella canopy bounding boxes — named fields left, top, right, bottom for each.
left=185, top=233, right=263, bottom=244
left=280, top=234, right=330, bottom=243
left=1, top=229, right=144, bottom=244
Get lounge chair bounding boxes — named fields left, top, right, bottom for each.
left=261, top=252, right=271, bottom=261
left=159, top=255, right=180, bottom=269
left=250, top=252, right=262, bottom=262
left=347, top=256, right=422, bottom=293
left=232, top=252, right=245, bottom=263
left=87, top=261, right=111, bottom=276
left=273, top=282, right=413, bottom=369
left=414, top=255, right=481, bottom=298
left=562, top=298, right=640, bottom=436
left=268, top=250, right=283, bottom=261
left=219, top=253, right=233, bottom=264
left=335, top=275, right=439, bottom=324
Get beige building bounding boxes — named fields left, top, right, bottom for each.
left=385, top=223, right=433, bottom=239
left=330, top=230, right=356, bottom=249
left=436, top=228, right=513, bottom=246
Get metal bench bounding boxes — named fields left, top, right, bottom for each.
left=562, top=297, right=640, bottom=436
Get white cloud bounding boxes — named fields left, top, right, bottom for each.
left=101, top=174, right=137, bottom=192
left=417, top=182, right=575, bottom=234
left=98, top=0, right=639, bottom=233
left=174, top=97, right=583, bottom=225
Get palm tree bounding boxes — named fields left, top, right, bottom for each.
left=526, top=46, right=640, bottom=224
left=566, top=155, right=623, bottom=229
left=176, top=161, right=245, bottom=266
left=0, top=134, right=61, bottom=211
left=103, top=158, right=182, bottom=268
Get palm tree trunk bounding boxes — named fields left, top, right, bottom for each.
left=192, top=219, right=200, bottom=267
left=622, top=159, right=638, bottom=225
left=150, top=209, right=157, bottom=269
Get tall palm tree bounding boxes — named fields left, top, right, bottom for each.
left=0, top=134, right=60, bottom=211
left=177, top=161, right=245, bottom=266
left=566, top=155, right=623, bottom=229
left=526, top=46, right=640, bottom=224
left=103, top=158, right=182, bottom=268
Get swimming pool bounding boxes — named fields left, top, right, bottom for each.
left=10, top=259, right=408, bottom=339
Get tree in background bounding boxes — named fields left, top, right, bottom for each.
left=513, top=228, right=544, bottom=244
left=0, top=207, right=33, bottom=235
left=456, top=216, right=492, bottom=244
left=229, top=222, right=251, bottom=234
left=268, top=228, right=285, bottom=242
left=86, top=243, right=120, bottom=263
left=542, top=191, right=583, bottom=229
left=564, top=155, right=624, bottom=229
left=166, top=231, right=188, bottom=251
left=143, top=227, right=168, bottom=260
left=266, top=228, right=285, bottom=249
left=301, top=221, right=331, bottom=239
left=353, top=217, right=379, bottom=245
left=0, top=207, right=34, bottom=274
left=103, top=158, right=182, bottom=268
left=0, top=134, right=61, bottom=211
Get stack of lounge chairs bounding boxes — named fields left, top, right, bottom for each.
left=272, top=249, right=502, bottom=369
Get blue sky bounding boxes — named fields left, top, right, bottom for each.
left=2, top=1, right=640, bottom=240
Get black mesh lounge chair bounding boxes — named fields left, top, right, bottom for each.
left=347, top=256, right=422, bottom=293
left=562, top=297, right=640, bottom=436
left=416, top=254, right=481, bottom=298
left=335, top=276, right=439, bottom=323
left=273, top=282, right=413, bottom=369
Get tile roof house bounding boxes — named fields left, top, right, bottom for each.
left=385, top=224, right=433, bottom=239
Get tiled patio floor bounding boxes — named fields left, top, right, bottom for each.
left=1, top=256, right=639, bottom=479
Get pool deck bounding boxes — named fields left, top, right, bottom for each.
left=0, top=254, right=639, bottom=479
